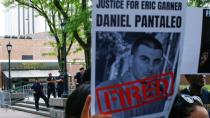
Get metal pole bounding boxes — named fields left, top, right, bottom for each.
left=8, top=51, right=11, bottom=91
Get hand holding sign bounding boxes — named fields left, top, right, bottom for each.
left=81, top=95, right=112, bottom=118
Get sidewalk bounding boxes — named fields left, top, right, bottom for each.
left=0, top=108, right=48, bottom=118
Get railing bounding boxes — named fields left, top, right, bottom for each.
left=0, top=91, right=11, bottom=108
left=13, top=83, right=48, bottom=99
left=12, top=83, right=76, bottom=100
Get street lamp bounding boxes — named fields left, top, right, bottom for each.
left=6, top=42, right=12, bottom=91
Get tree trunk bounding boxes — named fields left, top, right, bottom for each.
left=57, top=48, right=62, bottom=71
left=63, top=32, right=67, bottom=74
left=60, top=47, right=67, bottom=73
left=84, top=48, right=90, bottom=69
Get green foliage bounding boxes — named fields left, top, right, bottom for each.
left=64, top=0, right=91, bottom=48
left=3, top=0, right=92, bottom=68
left=188, top=0, right=210, bottom=7
left=180, top=84, right=210, bottom=91
left=72, top=44, right=83, bottom=54
left=2, top=0, right=15, bottom=7
left=3, top=0, right=78, bottom=73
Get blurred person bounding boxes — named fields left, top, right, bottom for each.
left=47, top=73, right=56, bottom=100
left=82, top=68, right=91, bottom=84
left=65, top=84, right=112, bottom=118
left=74, top=67, right=85, bottom=87
left=180, top=74, right=210, bottom=113
left=65, top=84, right=90, bottom=118
left=81, top=95, right=112, bottom=118
left=66, top=67, right=112, bottom=118
left=169, top=94, right=209, bottom=118
left=31, top=79, right=49, bottom=111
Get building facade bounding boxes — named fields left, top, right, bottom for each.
left=0, top=3, right=86, bottom=90
left=0, top=38, right=85, bottom=90
left=4, top=5, right=48, bottom=36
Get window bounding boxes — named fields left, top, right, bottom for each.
left=22, top=55, right=33, bottom=60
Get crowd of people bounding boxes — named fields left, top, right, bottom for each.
left=31, top=72, right=65, bottom=111
left=65, top=74, right=210, bottom=118
left=30, top=65, right=209, bottom=117
left=30, top=67, right=87, bottom=112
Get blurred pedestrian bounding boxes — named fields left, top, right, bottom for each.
left=74, top=67, right=85, bottom=87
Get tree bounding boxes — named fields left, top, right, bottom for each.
left=54, top=0, right=91, bottom=68
left=3, top=0, right=83, bottom=73
left=4, top=0, right=91, bottom=69
left=188, top=0, right=210, bottom=7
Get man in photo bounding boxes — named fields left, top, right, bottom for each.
left=96, top=34, right=166, bottom=117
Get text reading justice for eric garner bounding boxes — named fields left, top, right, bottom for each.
left=96, top=0, right=182, bottom=28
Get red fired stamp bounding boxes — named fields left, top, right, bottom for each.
left=96, top=72, right=174, bottom=114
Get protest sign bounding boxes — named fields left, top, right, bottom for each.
left=181, top=8, right=210, bottom=74
left=180, top=8, right=210, bottom=116
left=198, top=9, right=210, bottom=73
left=92, top=0, right=186, bottom=117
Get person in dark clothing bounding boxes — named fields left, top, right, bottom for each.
left=66, top=67, right=90, bottom=118
left=65, top=69, right=111, bottom=118
left=82, top=68, right=91, bottom=84
left=74, top=67, right=85, bottom=88
left=65, top=84, right=90, bottom=118
left=56, top=73, right=65, bottom=97
left=31, top=79, right=49, bottom=111
left=169, top=94, right=208, bottom=118
left=47, top=73, right=56, bottom=100
left=180, top=74, right=210, bottom=114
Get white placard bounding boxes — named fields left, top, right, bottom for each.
left=92, top=0, right=186, bottom=117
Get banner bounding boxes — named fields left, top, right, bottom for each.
left=92, top=0, right=186, bottom=117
